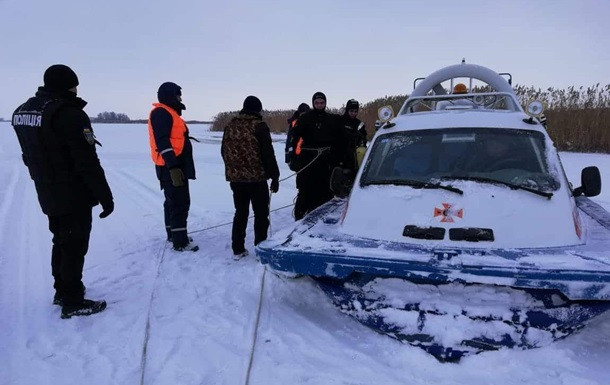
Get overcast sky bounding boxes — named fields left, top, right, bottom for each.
left=1, top=0, right=608, bottom=121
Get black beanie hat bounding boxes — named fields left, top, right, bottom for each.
left=346, top=99, right=359, bottom=111
left=312, top=91, right=326, bottom=104
left=44, top=64, right=79, bottom=91
left=243, top=95, right=263, bottom=113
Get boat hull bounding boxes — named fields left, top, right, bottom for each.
left=257, top=197, right=610, bottom=360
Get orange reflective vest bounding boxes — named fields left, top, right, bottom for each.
left=148, top=103, right=186, bottom=166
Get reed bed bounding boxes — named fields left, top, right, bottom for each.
left=211, top=85, right=610, bottom=152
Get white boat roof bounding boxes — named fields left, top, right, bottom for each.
left=381, top=110, right=546, bottom=134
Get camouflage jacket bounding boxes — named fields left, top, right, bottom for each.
left=221, top=112, right=279, bottom=183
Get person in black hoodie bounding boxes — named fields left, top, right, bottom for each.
left=11, top=64, right=113, bottom=319
left=221, top=96, right=280, bottom=259
left=148, top=82, right=198, bottom=252
left=290, top=91, right=342, bottom=220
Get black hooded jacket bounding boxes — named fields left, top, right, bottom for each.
left=290, top=108, right=342, bottom=190
left=12, top=87, right=113, bottom=216
left=290, top=108, right=342, bottom=166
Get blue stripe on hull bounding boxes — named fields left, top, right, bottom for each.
left=257, top=197, right=610, bottom=301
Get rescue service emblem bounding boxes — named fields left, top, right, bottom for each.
left=434, top=203, right=463, bottom=223
left=83, top=128, right=95, bottom=145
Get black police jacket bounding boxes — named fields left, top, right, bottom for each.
left=12, top=87, right=113, bottom=216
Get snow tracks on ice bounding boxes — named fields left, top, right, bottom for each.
left=138, top=241, right=268, bottom=385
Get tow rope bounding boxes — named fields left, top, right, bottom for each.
left=140, top=240, right=169, bottom=385
left=188, top=146, right=329, bottom=235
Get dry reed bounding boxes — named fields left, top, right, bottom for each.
left=211, top=85, right=610, bottom=152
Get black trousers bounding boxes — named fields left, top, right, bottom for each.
left=230, top=181, right=270, bottom=253
left=161, top=179, right=191, bottom=247
left=49, top=208, right=92, bottom=305
left=294, top=161, right=333, bottom=220
left=294, top=187, right=333, bottom=220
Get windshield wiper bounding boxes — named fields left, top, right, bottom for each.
left=363, top=178, right=463, bottom=195
left=440, top=175, right=553, bottom=199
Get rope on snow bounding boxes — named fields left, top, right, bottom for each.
left=139, top=240, right=168, bottom=385
left=188, top=146, right=329, bottom=235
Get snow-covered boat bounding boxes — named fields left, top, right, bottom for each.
left=257, top=63, right=610, bottom=361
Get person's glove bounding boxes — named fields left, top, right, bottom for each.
left=99, top=200, right=114, bottom=219
left=270, top=178, right=279, bottom=193
left=169, top=168, right=185, bottom=187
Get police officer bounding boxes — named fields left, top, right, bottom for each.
left=148, top=82, right=198, bottom=252
left=290, top=91, right=342, bottom=220
left=221, top=96, right=280, bottom=259
left=12, top=64, right=113, bottom=319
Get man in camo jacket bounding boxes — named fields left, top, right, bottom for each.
left=221, top=96, right=279, bottom=259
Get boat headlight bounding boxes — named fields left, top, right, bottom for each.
left=473, top=95, right=486, bottom=105
left=378, top=105, right=395, bottom=122
left=525, top=100, right=545, bottom=117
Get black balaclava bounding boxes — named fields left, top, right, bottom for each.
left=312, top=91, right=326, bottom=111
left=157, top=82, right=186, bottom=115
left=43, top=64, right=79, bottom=92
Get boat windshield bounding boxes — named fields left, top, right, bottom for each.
left=360, top=128, right=560, bottom=192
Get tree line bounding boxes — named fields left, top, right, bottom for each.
left=91, top=111, right=131, bottom=123
left=91, top=111, right=210, bottom=125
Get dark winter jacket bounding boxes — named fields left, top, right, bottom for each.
left=285, top=103, right=311, bottom=164
left=221, top=111, right=280, bottom=183
left=150, top=107, right=196, bottom=181
left=290, top=109, right=342, bottom=168
left=285, top=115, right=301, bottom=164
left=290, top=109, right=342, bottom=189
left=338, top=114, right=367, bottom=171
left=12, top=87, right=113, bottom=216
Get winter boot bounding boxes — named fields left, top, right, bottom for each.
left=61, top=299, right=107, bottom=319
left=173, top=241, right=199, bottom=252
left=233, top=250, right=249, bottom=261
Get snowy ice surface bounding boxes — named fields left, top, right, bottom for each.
left=1, top=122, right=609, bottom=385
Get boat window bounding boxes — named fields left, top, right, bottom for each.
left=360, top=128, right=560, bottom=192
